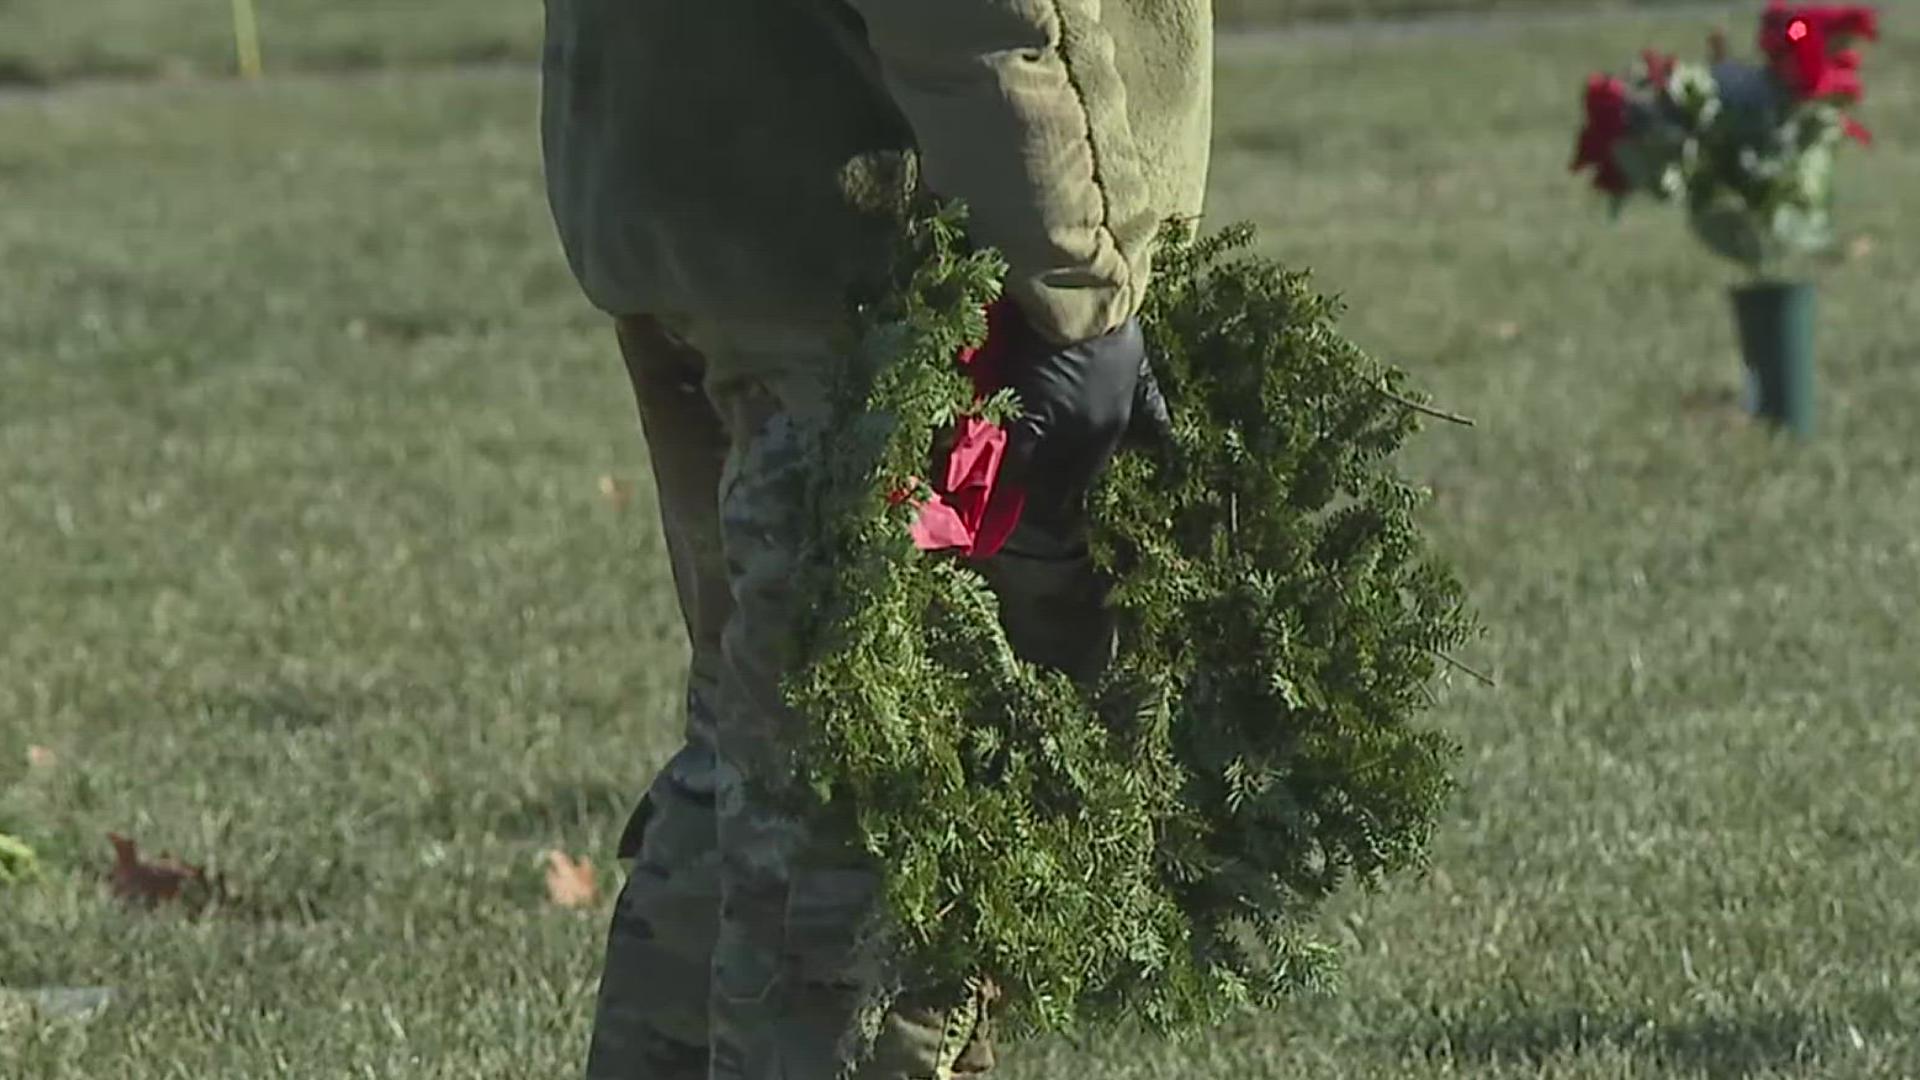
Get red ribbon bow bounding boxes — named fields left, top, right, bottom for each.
left=901, top=300, right=1028, bottom=558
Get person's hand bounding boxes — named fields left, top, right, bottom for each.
left=997, top=311, right=1171, bottom=530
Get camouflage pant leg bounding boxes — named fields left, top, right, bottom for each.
left=586, top=316, right=732, bottom=1080
left=588, top=318, right=994, bottom=1080
left=587, top=723, right=724, bottom=1080
left=699, top=395, right=1109, bottom=1079
left=703, top=369, right=995, bottom=1079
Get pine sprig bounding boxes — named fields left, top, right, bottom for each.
left=783, top=208, right=1475, bottom=1041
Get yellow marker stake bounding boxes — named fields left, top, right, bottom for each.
left=231, top=0, right=263, bottom=79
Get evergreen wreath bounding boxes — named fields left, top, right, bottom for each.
left=782, top=206, right=1476, bottom=1039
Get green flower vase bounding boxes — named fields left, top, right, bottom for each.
left=1730, top=280, right=1816, bottom=437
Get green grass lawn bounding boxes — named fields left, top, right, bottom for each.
left=1, top=0, right=1731, bottom=84
left=0, top=0, right=542, bottom=83
left=5, top=7, right=1920, bottom=1078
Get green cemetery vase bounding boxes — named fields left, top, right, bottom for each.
left=1730, top=280, right=1816, bottom=437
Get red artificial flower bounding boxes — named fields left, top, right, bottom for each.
left=1642, top=49, right=1678, bottom=91
left=1804, top=4, right=1879, bottom=41
left=1571, top=74, right=1632, bottom=195
left=1760, top=3, right=1878, bottom=102
left=1818, top=47, right=1866, bottom=102
left=1757, top=3, right=1878, bottom=144
left=1762, top=2, right=1880, bottom=51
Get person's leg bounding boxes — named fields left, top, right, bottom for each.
left=584, top=315, right=733, bottom=1080
left=591, top=313, right=1102, bottom=1078
left=684, top=324, right=996, bottom=1080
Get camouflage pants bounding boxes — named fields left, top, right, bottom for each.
left=586, top=315, right=1116, bottom=1080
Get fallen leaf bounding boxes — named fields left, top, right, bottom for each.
left=1848, top=235, right=1874, bottom=261
left=26, top=745, right=55, bottom=769
left=1491, top=321, right=1522, bottom=342
left=597, top=475, right=632, bottom=510
left=107, top=833, right=221, bottom=911
left=543, top=849, right=599, bottom=909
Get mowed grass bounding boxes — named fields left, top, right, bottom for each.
left=1, top=0, right=1721, bottom=84
left=5, top=8, right=1920, bottom=1078
left=0, top=0, right=543, bottom=83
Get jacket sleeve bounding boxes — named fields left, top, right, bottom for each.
left=844, top=0, right=1157, bottom=345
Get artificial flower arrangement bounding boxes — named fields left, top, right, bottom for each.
left=1571, top=2, right=1880, bottom=435
left=1571, top=1, right=1879, bottom=276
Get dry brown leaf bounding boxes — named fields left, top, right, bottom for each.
left=107, top=833, right=222, bottom=911
left=1491, top=321, right=1522, bottom=342
left=26, top=745, right=56, bottom=770
left=544, top=849, right=599, bottom=909
left=1848, top=235, right=1875, bottom=261
left=598, top=475, right=632, bottom=510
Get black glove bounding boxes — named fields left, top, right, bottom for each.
left=998, top=312, right=1171, bottom=531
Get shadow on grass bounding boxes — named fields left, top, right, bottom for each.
left=1417, top=1005, right=1826, bottom=1078
left=0, top=56, right=53, bottom=88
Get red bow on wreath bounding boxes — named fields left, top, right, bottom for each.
left=900, top=300, right=1028, bottom=559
